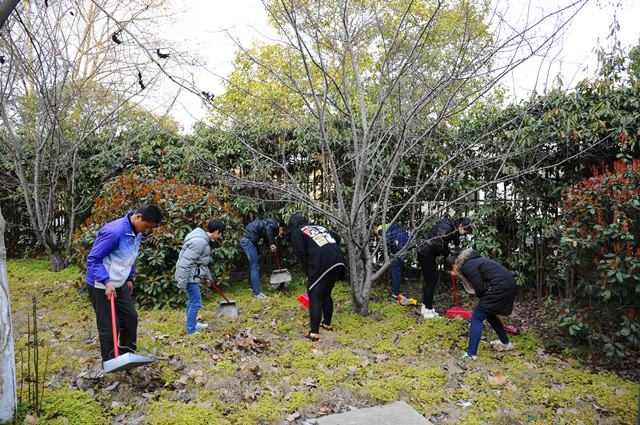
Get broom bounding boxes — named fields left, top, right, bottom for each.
left=445, top=275, right=472, bottom=319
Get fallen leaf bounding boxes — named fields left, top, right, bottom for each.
left=300, top=376, right=317, bottom=388
left=375, top=353, right=389, bottom=363
left=249, top=365, right=260, bottom=374
left=286, top=412, right=300, bottom=422
left=188, top=369, right=204, bottom=384
left=487, top=371, right=508, bottom=386
left=24, top=414, right=39, bottom=425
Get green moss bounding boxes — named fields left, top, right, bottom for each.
left=39, top=388, right=105, bottom=424
left=143, top=400, right=226, bottom=425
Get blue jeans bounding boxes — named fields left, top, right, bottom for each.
left=240, top=236, right=261, bottom=295
left=467, top=308, right=510, bottom=356
left=391, top=257, right=404, bottom=296
left=185, top=283, right=202, bottom=334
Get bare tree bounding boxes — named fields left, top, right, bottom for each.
left=0, top=0, right=177, bottom=271
left=204, top=0, right=591, bottom=314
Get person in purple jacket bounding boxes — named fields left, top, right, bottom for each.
left=85, top=205, right=162, bottom=363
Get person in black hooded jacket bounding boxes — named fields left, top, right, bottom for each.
left=285, top=215, right=346, bottom=343
left=418, top=217, right=474, bottom=319
left=444, top=248, right=517, bottom=359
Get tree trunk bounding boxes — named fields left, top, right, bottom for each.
left=48, top=248, right=65, bottom=273
left=0, top=207, right=17, bottom=422
left=0, top=0, right=20, bottom=29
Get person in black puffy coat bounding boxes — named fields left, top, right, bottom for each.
left=444, top=248, right=517, bottom=359
left=418, top=217, right=474, bottom=319
left=285, top=215, right=346, bottom=343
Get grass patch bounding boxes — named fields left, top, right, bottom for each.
left=5, top=258, right=639, bottom=424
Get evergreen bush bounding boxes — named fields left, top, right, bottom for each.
left=71, top=167, right=242, bottom=309
left=545, top=158, right=640, bottom=360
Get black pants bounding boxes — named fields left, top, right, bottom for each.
left=88, top=285, right=138, bottom=362
left=308, top=268, right=342, bottom=334
left=418, top=252, right=438, bottom=309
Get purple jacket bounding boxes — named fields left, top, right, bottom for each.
left=85, top=213, right=143, bottom=289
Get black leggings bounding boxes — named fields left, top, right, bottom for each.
left=308, top=268, right=342, bottom=334
left=418, top=253, right=438, bottom=309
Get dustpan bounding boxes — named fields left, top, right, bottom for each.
left=269, top=251, right=292, bottom=288
left=446, top=276, right=472, bottom=319
left=103, top=294, right=156, bottom=373
left=208, top=280, right=239, bottom=318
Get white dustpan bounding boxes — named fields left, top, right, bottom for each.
left=103, top=352, right=156, bottom=373
left=103, top=294, right=156, bottom=373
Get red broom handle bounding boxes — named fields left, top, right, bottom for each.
left=451, top=275, right=461, bottom=308
left=110, top=293, right=119, bottom=358
left=274, top=251, right=283, bottom=271
left=208, top=280, right=231, bottom=303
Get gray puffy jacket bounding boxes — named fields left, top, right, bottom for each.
left=175, top=228, right=212, bottom=289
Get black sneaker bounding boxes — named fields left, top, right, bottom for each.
left=320, top=322, right=333, bottom=332
left=304, top=332, right=319, bottom=343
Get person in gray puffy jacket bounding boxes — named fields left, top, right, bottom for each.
left=175, top=219, right=225, bottom=335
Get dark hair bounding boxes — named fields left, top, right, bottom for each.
left=456, top=217, right=474, bottom=233
left=444, top=255, right=457, bottom=272
left=136, top=205, right=162, bottom=224
left=207, top=219, right=225, bottom=233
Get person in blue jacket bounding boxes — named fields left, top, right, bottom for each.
left=239, top=217, right=285, bottom=299
left=374, top=224, right=409, bottom=299
left=175, top=219, right=225, bottom=335
left=285, top=215, right=346, bottom=343
left=444, top=248, right=516, bottom=360
left=85, top=205, right=162, bottom=364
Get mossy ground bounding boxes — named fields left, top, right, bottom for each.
left=4, top=258, right=639, bottom=424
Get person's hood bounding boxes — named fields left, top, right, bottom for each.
left=285, top=215, right=308, bottom=240
left=185, top=227, right=209, bottom=243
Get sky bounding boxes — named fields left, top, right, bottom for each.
left=161, top=0, right=640, bottom=132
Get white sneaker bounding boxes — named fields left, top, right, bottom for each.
left=461, top=352, right=477, bottom=360
left=195, top=322, right=208, bottom=330
left=253, top=293, right=270, bottom=300
left=421, top=305, right=440, bottom=319
left=490, top=340, right=514, bottom=350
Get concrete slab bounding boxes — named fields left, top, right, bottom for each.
left=316, top=401, right=434, bottom=425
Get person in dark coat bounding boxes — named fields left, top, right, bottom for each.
left=418, top=217, right=474, bottom=319
left=444, top=248, right=517, bottom=359
left=374, top=224, right=409, bottom=299
left=240, top=217, right=285, bottom=299
left=286, top=215, right=346, bottom=343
